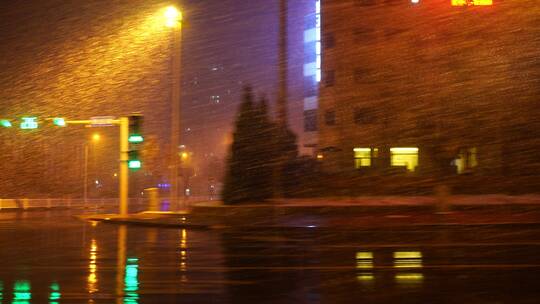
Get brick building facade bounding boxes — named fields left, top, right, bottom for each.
left=316, top=0, right=539, bottom=182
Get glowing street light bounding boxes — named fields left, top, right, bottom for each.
left=164, top=6, right=182, bottom=28
left=92, top=133, right=101, bottom=142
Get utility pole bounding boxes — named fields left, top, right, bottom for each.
left=119, top=117, right=129, bottom=217
left=278, top=0, right=288, bottom=127
left=273, top=0, right=289, bottom=199
left=84, top=144, right=89, bottom=204
left=57, top=117, right=132, bottom=216
left=170, top=14, right=183, bottom=211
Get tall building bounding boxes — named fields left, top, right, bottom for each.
left=303, top=0, right=322, bottom=153
left=317, top=0, right=540, bottom=179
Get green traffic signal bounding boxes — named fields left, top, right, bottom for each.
left=128, top=150, right=142, bottom=170
left=0, top=119, right=12, bottom=127
left=128, top=135, right=144, bottom=143
left=128, top=160, right=142, bottom=169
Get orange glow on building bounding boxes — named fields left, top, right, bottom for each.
left=452, top=0, right=492, bottom=6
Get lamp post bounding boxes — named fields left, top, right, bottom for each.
left=84, top=133, right=101, bottom=204
left=164, top=6, right=183, bottom=211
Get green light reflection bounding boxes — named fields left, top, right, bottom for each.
left=49, top=282, right=61, bottom=304
left=124, top=257, right=139, bottom=304
left=12, top=281, right=31, bottom=304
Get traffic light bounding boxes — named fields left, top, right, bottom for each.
left=128, top=114, right=143, bottom=143
left=128, top=151, right=142, bottom=169
left=127, top=114, right=143, bottom=170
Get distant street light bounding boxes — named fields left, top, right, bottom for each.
left=164, top=5, right=183, bottom=210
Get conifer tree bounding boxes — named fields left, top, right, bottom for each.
left=222, top=86, right=267, bottom=203
left=222, top=86, right=300, bottom=204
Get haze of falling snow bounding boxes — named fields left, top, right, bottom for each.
left=0, top=0, right=538, bottom=198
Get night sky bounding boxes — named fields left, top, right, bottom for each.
left=0, top=0, right=310, bottom=159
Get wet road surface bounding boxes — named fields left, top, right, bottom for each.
left=1, top=211, right=540, bottom=303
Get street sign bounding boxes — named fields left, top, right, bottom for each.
left=52, top=117, right=66, bottom=127
left=0, top=119, right=12, bottom=128
left=20, top=117, right=38, bottom=129
left=90, top=116, right=116, bottom=127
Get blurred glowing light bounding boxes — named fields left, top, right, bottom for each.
left=20, top=117, right=38, bottom=129
left=128, top=135, right=144, bottom=143
left=13, top=280, right=31, bottom=303
left=395, top=273, right=424, bottom=283
left=0, top=119, right=12, bottom=127
left=164, top=6, right=182, bottom=28
left=356, top=252, right=373, bottom=259
left=53, top=117, right=66, bottom=127
left=128, top=160, right=142, bottom=169
left=49, top=282, right=61, bottom=303
left=356, top=251, right=374, bottom=269
left=412, top=0, right=419, bottom=3
left=88, top=239, right=98, bottom=293
left=394, top=251, right=422, bottom=259
left=394, top=251, right=423, bottom=268
left=357, top=273, right=374, bottom=282
left=452, top=0, right=492, bottom=5
left=124, top=257, right=139, bottom=303
left=92, top=133, right=101, bottom=141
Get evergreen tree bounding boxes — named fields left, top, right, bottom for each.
left=252, top=96, right=275, bottom=200
left=222, top=86, right=274, bottom=204
left=273, top=124, right=298, bottom=197
left=222, top=86, right=300, bottom=204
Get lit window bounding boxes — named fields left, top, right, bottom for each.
left=455, top=147, right=477, bottom=174
left=452, top=0, right=492, bottom=6
left=354, top=148, right=378, bottom=168
left=390, top=147, right=418, bottom=172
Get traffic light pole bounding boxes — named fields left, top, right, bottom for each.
left=44, top=117, right=133, bottom=216
left=119, top=117, right=129, bottom=217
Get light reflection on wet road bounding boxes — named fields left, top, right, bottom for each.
left=1, top=211, right=540, bottom=303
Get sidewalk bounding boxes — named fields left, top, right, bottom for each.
left=78, top=195, right=540, bottom=229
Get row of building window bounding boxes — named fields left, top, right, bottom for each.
left=324, top=69, right=377, bottom=87
left=324, top=109, right=376, bottom=126
left=324, top=28, right=407, bottom=49
left=355, top=0, right=493, bottom=6
left=352, top=146, right=478, bottom=173
left=355, top=147, right=419, bottom=171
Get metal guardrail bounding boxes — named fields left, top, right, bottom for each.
left=0, top=196, right=210, bottom=211
left=0, top=198, right=145, bottom=210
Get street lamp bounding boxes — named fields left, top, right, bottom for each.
left=84, top=133, right=101, bottom=204
left=164, top=6, right=182, bottom=28
left=164, top=5, right=183, bottom=210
